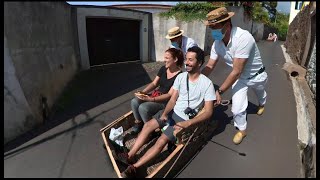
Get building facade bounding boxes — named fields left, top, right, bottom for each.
left=289, top=1, right=310, bottom=24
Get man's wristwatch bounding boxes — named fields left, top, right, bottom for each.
left=217, top=89, right=224, bottom=95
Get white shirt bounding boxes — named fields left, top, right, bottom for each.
left=170, top=36, right=198, bottom=56
left=172, top=72, right=216, bottom=120
left=210, top=27, right=264, bottom=79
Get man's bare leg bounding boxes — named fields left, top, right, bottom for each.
left=128, top=118, right=160, bottom=159
left=133, top=133, right=169, bottom=168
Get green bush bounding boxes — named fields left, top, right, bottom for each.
left=270, top=12, right=290, bottom=40
left=251, top=2, right=289, bottom=40
left=159, top=2, right=219, bottom=22
left=251, top=2, right=270, bottom=24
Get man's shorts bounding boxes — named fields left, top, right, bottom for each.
left=153, top=109, right=185, bottom=143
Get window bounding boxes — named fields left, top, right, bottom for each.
left=295, top=1, right=303, bottom=10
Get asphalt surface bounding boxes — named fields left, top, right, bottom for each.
left=4, top=41, right=301, bottom=178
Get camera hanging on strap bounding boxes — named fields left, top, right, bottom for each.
left=184, top=74, right=197, bottom=119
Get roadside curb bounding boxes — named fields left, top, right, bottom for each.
left=280, top=45, right=316, bottom=178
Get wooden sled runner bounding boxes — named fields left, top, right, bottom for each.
left=100, top=110, right=218, bottom=178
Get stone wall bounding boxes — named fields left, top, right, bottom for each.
left=284, top=4, right=312, bottom=65
left=4, top=2, right=79, bottom=144
left=284, top=2, right=316, bottom=103
left=306, top=39, right=316, bottom=104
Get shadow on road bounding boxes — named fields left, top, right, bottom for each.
left=4, top=62, right=154, bottom=153
left=208, top=99, right=259, bottom=139
left=247, top=101, right=259, bottom=114
left=51, top=62, right=153, bottom=122
left=4, top=61, right=261, bottom=156
left=210, top=104, right=233, bottom=137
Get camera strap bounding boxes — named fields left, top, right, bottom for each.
left=186, top=74, right=190, bottom=107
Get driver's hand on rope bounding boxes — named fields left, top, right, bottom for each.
left=214, top=90, right=222, bottom=106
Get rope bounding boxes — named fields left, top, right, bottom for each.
left=214, top=99, right=231, bottom=107
left=163, top=127, right=199, bottom=178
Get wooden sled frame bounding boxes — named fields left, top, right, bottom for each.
left=100, top=110, right=217, bottom=178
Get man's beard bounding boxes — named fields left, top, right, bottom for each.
left=185, top=64, right=198, bottom=74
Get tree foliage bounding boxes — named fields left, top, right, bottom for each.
left=262, top=1, right=278, bottom=22
left=269, top=12, right=290, bottom=40
left=252, top=2, right=270, bottom=24
left=159, top=2, right=219, bottom=22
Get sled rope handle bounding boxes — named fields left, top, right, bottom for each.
left=214, top=99, right=230, bottom=107
left=163, top=126, right=199, bottom=178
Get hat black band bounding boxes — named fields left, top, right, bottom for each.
left=169, top=31, right=182, bottom=37
left=208, top=13, right=229, bottom=23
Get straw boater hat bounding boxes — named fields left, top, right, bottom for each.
left=205, top=7, right=235, bottom=26
left=165, top=27, right=184, bottom=39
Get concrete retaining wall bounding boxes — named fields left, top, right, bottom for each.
left=4, top=35, right=35, bottom=144
left=4, top=2, right=79, bottom=144
left=281, top=45, right=316, bottom=178
left=281, top=3, right=316, bottom=176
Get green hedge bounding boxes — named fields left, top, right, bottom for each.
left=159, top=2, right=219, bottom=22
left=252, top=2, right=270, bottom=24
left=269, top=12, right=290, bottom=40
left=251, top=2, right=289, bottom=40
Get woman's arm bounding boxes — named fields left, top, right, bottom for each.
left=140, top=76, right=160, bottom=94
left=137, top=85, right=174, bottom=103
left=152, top=86, right=174, bottom=102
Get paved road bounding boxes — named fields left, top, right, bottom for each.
left=4, top=41, right=300, bottom=178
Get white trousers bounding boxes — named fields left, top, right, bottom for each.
left=231, top=72, right=268, bottom=131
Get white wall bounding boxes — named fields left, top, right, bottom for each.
left=289, top=1, right=301, bottom=24
left=151, top=13, right=206, bottom=61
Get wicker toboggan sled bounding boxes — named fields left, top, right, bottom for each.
left=100, top=109, right=218, bottom=178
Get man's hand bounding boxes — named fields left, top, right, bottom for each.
left=160, top=114, right=168, bottom=122
left=135, top=93, right=152, bottom=101
left=174, top=121, right=191, bottom=131
left=214, top=90, right=222, bottom=106
left=136, top=90, right=146, bottom=95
